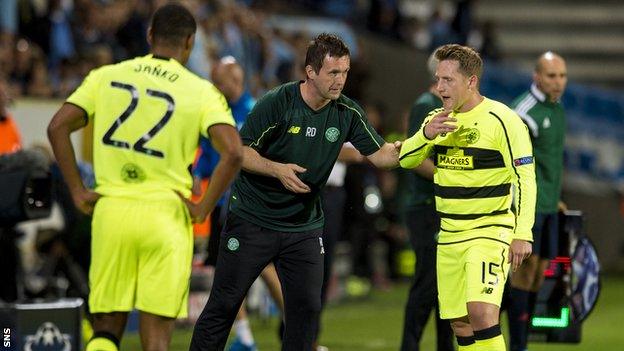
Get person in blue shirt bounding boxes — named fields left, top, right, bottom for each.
left=194, top=56, right=283, bottom=351
left=193, top=57, right=255, bottom=186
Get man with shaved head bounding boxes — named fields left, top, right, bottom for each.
left=507, top=52, right=568, bottom=351
left=211, top=57, right=245, bottom=106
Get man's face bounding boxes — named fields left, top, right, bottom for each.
left=309, top=54, right=350, bottom=101
left=435, top=60, right=473, bottom=112
left=534, top=56, right=567, bottom=102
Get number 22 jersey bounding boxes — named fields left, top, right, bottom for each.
left=67, top=54, right=235, bottom=200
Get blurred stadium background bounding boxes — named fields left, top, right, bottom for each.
left=1, top=0, right=623, bottom=350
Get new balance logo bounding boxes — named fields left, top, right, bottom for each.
left=287, top=126, right=301, bottom=134
left=481, top=287, right=494, bottom=294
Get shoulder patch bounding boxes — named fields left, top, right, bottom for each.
left=514, top=156, right=534, bottom=166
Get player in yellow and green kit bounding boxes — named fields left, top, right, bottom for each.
left=47, top=4, right=242, bottom=351
left=399, top=44, right=536, bottom=351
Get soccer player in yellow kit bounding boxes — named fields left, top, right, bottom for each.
left=47, top=4, right=242, bottom=351
left=399, top=44, right=536, bottom=350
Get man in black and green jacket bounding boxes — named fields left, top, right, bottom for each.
left=190, top=33, right=401, bottom=351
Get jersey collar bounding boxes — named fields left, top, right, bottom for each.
left=151, top=54, right=172, bottom=61
left=530, top=83, right=548, bottom=103
left=297, top=81, right=333, bottom=114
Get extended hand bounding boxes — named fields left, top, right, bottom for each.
left=509, top=239, right=532, bottom=272
left=192, top=176, right=203, bottom=196
left=275, top=163, right=311, bottom=193
left=71, top=188, right=101, bottom=215
left=176, top=191, right=208, bottom=223
left=424, top=110, right=457, bottom=139
left=393, top=140, right=402, bottom=154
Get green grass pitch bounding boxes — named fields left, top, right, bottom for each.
left=121, top=275, right=621, bottom=350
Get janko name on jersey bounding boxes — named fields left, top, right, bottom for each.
left=437, top=154, right=474, bottom=170
left=133, top=63, right=179, bottom=82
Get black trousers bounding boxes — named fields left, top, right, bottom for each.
left=400, top=205, right=454, bottom=351
left=311, top=186, right=347, bottom=342
left=319, top=186, right=345, bottom=303
left=190, top=212, right=324, bottom=351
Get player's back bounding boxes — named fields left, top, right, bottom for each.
left=68, top=54, right=233, bottom=200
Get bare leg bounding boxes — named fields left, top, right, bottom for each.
left=86, top=312, right=128, bottom=351
left=232, top=299, right=255, bottom=346
left=450, top=315, right=473, bottom=337
left=260, top=263, right=284, bottom=312
left=139, top=311, right=175, bottom=351
left=468, top=302, right=505, bottom=350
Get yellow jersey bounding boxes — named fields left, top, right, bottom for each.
left=399, top=97, right=536, bottom=243
left=67, top=54, right=234, bottom=200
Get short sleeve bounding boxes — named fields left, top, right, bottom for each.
left=66, top=68, right=102, bottom=118
left=345, top=104, right=384, bottom=156
left=239, top=94, right=281, bottom=150
left=200, top=84, right=236, bottom=138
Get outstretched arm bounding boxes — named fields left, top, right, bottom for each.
left=412, top=158, right=435, bottom=180
left=366, top=141, right=402, bottom=169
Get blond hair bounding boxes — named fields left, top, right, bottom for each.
left=434, top=44, right=483, bottom=78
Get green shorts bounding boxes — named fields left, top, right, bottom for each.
left=89, top=196, right=193, bottom=318
left=437, top=234, right=510, bottom=319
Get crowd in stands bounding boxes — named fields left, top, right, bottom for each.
left=0, top=0, right=497, bottom=100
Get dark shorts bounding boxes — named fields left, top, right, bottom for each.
left=532, top=213, right=559, bottom=259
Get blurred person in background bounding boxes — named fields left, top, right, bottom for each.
left=190, top=33, right=401, bottom=351
left=0, top=31, right=15, bottom=81
left=507, top=52, right=568, bottom=351
left=27, top=57, right=54, bottom=98
left=9, top=37, right=37, bottom=96
left=0, top=76, right=22, bottom=302
left=193, top=56, right=284, bottom=351
left=399, top=44, right=535, bottom=351
left=344, top=101, right=404, bottom=290
left=0, top=77, right=21, bottom=154
left=47, top=4, right=242, bottom=351
left=400, top=52, right=454, bottom=351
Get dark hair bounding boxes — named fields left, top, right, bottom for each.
left=434, top=44, right=483, bottom=78
left=150, top=3, right=196, bottom=47
left=304, top=33, right=350, bottom=74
